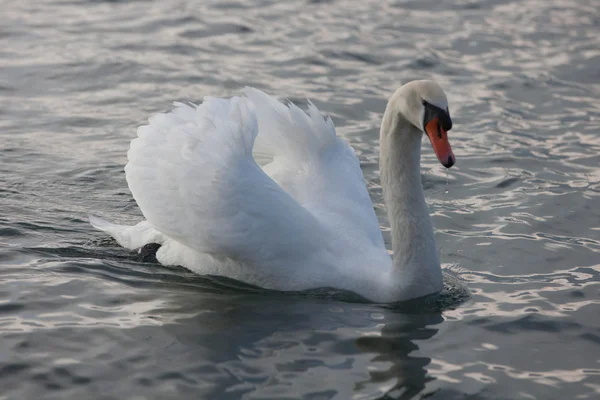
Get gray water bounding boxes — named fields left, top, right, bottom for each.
left=1, top=0, right=600, bottom=399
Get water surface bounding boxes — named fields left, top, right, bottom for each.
left=1, top=0, right=600, bottom=399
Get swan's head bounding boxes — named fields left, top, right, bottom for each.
left=394, top=80, right=455, bottom=168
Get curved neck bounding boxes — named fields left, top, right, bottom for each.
left=379, top=104, right=442, bottom=297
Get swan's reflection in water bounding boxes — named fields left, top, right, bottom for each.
left=148, top=283, right=446, bottom=399
left=355, top=314, right=442, bottom=399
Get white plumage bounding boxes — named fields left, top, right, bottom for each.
left=92, top=81, right=455, bottom=302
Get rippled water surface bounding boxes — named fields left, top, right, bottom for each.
left=2, top=0, right=600, bottom=399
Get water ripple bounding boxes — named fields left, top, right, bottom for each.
left=2, top=0, right=600, bottom=398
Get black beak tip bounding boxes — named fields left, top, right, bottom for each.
left=443, top=156, right=455, bottom=169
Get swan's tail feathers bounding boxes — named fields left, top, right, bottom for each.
left=243, top=87, right=337, bottom=164
left=89, top=216, right=165, bottom=250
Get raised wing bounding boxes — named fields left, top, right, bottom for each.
left=125, top=96, right=331, bottom=268
left=245, top=88, right=385, bottom=249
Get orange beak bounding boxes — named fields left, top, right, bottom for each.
left=425, top=117, right=455, bottom=168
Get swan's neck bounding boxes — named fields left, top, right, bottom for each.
left=379, top=108, right=443, bottom=298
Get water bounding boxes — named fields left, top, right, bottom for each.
left=445, top=169, right=449, bottom=194
left=1, top=0, right=599, bottom=398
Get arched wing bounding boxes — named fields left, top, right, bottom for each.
left=245, top=88, right=385, bottom=249
left=125, top=96, right=330, bottom=267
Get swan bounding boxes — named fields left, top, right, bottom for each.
left=90, top=80, right=455, bottom=303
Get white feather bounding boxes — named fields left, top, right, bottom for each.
left=91, top=83, right=450, bottom=302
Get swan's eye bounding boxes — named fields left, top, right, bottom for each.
left=421, top=99, right=428, bottom=106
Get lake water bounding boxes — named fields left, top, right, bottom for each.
left=1, top=0, right=600, bottom=399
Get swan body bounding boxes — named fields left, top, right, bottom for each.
left=91, top=80, right=455, bottom=303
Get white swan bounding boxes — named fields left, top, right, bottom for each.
left=91, top=80, right=455, bottom=303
